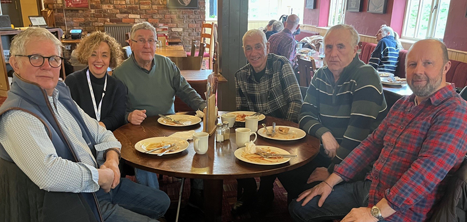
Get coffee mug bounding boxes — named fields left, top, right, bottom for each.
left=221, top=114, right=236, bottom=128
left=235, top=128, right=257, bottom=148
left=193, top=132, right=209, bottom=154
left=245, top=116, right=259, bottom=132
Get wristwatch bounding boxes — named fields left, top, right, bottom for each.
left=371, top=206, right=384, bottom=220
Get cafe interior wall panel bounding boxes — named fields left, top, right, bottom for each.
left=52, top=0, right=207, bottom=50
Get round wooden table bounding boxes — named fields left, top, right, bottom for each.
left=113, top=113, right=320, bottom=221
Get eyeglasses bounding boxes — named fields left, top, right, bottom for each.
left=131, top=38, right=158, bottom=45
left=15, top=54, right=63, bottom=68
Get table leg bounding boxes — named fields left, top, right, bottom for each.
left=203, top=179, right=223, bottom=222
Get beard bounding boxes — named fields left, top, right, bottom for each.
left=408, top=70, right=443, bottom=98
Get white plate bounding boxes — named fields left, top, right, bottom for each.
left=378, top=72, right=394, bottom=77
left=234, top=146, right=291, bottom=165
left=157, top=115, right=201, bottom=127
left=381, top=80, right=407, bottom=86
left=228, top=111, right=266, bottom=122
left=258, top=126, right=306, bottom=141
left=135, top=137, right=189, bottom=155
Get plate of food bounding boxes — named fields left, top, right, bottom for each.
left=378, top=72, right=394, bottom=77
left=381, top=77, right=407, bottom=86
left=135, top=137, right=189, bottom=155
left=258, top=126, right=306, bottom=141
left=157, top=114, right=202, bottom=127
left=228, top=111, right=266, bottom=122
left=234, top=145, right=291, bottom=165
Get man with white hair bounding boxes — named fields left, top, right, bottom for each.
left=233, top=28, right=303, bottom=215
left=0, top=27, right=169, bottom=222
left=268, top=14, right=300, bottom=65
left=369, top=25, right=401, bottom=74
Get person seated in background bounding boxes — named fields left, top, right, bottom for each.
left=369, top=25, right=401, bottom=74
left=233, top=29, right=303, bottom=215
left=263, top=19, right=276, bottom=33
left=0, top=27, right=170, bottom=222
left=65, top=31, right=127, bottom=132
left=278, top=24, right=387, bottom=206
left=268, top=14, right=300, bottom=67
left=113, top=21, right=206, bottom=207
left=265, top=21, right=284, bottom=40
left=289, top=39, right=467, bottom=222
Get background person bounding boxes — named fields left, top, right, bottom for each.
left=369, top=25, right=402, bottom=74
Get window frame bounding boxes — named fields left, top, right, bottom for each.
left=328, top=0, right=347, bottom=27
left=401, top=0, right=450, bottom=40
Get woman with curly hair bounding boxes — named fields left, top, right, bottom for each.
left=65, top=31, right=127, bottom=131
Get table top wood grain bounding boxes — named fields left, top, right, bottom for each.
left=155, top=45, right=187, bottom=57
left=114, top=113, right=320, bottom=180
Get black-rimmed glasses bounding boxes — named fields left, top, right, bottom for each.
left=15, top=54, right=63, bottom=68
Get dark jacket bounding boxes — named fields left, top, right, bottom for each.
left=430, top=158, right=467, bottom=222
left=0, top=74, right=101, bottom=222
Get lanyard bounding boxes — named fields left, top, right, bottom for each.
left=86, top=70, right=107, bottom=121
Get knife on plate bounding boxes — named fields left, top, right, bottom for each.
left=144, top=143, right=174, bottom=154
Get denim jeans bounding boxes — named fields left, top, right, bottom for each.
left=289, top=180, right=372, bottom=222
left=96, top=178, right=170, bottom=222
left=135, top=168, right=160, bottom=189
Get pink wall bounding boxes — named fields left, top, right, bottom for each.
left=303, top=0, right=320, bottom=26
left=344, top=0, right=393, bottom=36
left=318, top=0, right=330, bottom=27
left=389, top=0, right=407, bottom=35
left=443, top=0, right=467, bottom=51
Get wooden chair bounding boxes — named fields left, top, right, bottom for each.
left=169, top=42, right=205, bottom=70
left=201, top=22, right=216, bottom=69
left=297, top=57, right=316, bottom=87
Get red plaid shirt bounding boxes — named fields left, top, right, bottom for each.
left=334, top=85, right=467, bottom=221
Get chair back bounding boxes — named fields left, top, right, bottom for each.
left=170, top=43, right=205, bottom=70
left=122, top=46, right=132, bottom=59
left=297, top=57, right=316, bottom=87
left=201, top=22, right=216, bottom=69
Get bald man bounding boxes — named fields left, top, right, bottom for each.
left=289, top=39, right=467, bottom=222
left=268, top=14, right=300, bottom=66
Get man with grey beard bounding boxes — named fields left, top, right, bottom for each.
left=289, top=39, right=467, bottom=222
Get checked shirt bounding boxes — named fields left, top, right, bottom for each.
left=335, top=84, right=467, bottom=221
left=235, top=53, right=303, bottom=122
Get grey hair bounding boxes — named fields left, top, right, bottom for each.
left=272, top=21, right=284, bottom=32
left=242, top=29, right=267, bottom=45
left=380, top=25, right=394, bottom=37
left=130, top=22, right=157, bottom=39
left=10, top=27, right=62, bottom=56
left=325, top=24, right=360, bottom=47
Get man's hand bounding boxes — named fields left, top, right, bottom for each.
left=321, top=132, right=339, bottom=158
left=296, top=181, right=333, bottom=207
left=128, top=110, right=147, bottom=125
left=307, top=167, right=330, bottom=184
left=102, top=149, right=121, bottom=188
left=98, top=166, right=114, bottom=193
left=341, top=207, right=378, bottom=222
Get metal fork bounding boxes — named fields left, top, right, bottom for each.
left=159, top=114, right=182, bottom=125
left=252, top=112, right=262, bottom=116
left=262, top=123, right=271, bottom=136
left=144, top=143, right=174, bottom=154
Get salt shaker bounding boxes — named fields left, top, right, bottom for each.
left=222, top=121, right=230, bottom=140
left=216, top=122, right=224, bottom=142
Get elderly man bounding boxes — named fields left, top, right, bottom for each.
left=268, top=14, right=300, bottom=65
left=113, top=21, right=205, bottom=206
left=233, top=29, right=303, bottom=215
left=369, top=25, right=401, bottom=74
left=278, top=24, right=387, bottom=204
left=289, top=39, right=467, bottom=222
left=113, top=22, right=205, bottom=125
left=0, top=28, right=170, bottom=222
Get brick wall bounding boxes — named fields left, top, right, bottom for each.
left=48, top=0, right=206, bottom=50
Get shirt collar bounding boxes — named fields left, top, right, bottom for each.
left=130, top=53, right=155, bottom=73
left=246, top=54, right=274, bottom=80
left=409, top=84, right=456, bottom=106
left=282, top=28, right=293, bottom=36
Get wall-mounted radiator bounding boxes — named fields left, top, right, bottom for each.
left=104, top=24, right=133, bottom=47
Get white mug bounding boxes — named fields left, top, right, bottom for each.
left=235, top=128, right=257, bottom=148
left=193, top=132, right=209, bottom=154
left=245, top=116, right=259, bottom=132
left=221, top=114, right=236, bottom=128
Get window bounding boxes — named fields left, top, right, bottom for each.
left=205, top=0, right=304, bottom=22
left=402, top=0, right=450, bottom=40
left=328, top=0, right=347, bottom=26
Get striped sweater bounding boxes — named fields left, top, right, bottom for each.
left=369, top=36, right=400, bottom=74
left=299, top=55, right=387, bottom=176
